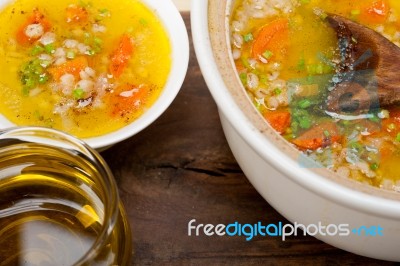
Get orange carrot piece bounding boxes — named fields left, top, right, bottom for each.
left=264, top=111, right=291, bottom=134
left=292, top=122, right=341, bottom=150
left=66, top=5, right=89, bottom=24
left=251, top=18, right=289, bottom=61
left=16, top=9, right=51, bottom=45
left=382, top=107, right=400, bottom=137
left=109, top=34, right=135, bottom=78
left=111, top=84, right=149, bottom=117
left=360, top=0, right=390, bottom=24
left=48, top=57, right=88, bottom=80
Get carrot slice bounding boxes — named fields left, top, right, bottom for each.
left=251, top=18, right=289, bottom=61
left=264, top=111, right=291, bottom=134
left=360, top=0, right=390, bottom=24
left=16, top=9, right=51, bottom=45
left=382, top=107, right=400, bottom=137
left=48, top=57, right=88, bottom=80
left=109, top=34, right=135, bottom=78
left=111, top=84, right=149, bottom=117
left=66, top=5, right=89, bottom=24
left=292, top=122, right=341, bottom=150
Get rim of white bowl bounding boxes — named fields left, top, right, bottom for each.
left=86, top=0, right=189, bottom=149
left=191, top=0, right=400, bottom=219
left=0, top=0, right=189, bottom=150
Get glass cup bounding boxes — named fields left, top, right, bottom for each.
left=0, top=127, right=131, bottom=265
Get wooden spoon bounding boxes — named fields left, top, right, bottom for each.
left=325, top=14, right=400, bottom=114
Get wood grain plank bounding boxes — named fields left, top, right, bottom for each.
left=101, top=13, right=395, bottom=266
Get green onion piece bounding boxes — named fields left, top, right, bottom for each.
left=239, top=73, right=247, bottom=85
left=38, top=74, right=49, bottom=84
left=44, top=43, right=56, bottom=54
left=87, top=49, right=96, bottom=56
left=243, top=33, right=253, bottom=43
left=40, top=60, right=52, bottom=68
left=297, top=57, right=305, bottom=71
left=274, top=88, right=282, bottom=95
left=299, top=116, right=311, bottom=129
left=94, top=37, right=103, bottom=45
left=139, top=18, right=148, bottom=26
left=370, top=163, right=379, bottom=171
left=316, top=63, right=324, bottom=74
left=298, top=99, right=311, bottom=109
left=369, top=114, right=380, bottom=123
left=259, top=74, right=268, bottom=85
left=66, top=50, right=76, bottom=59
left=31, top=45, right=44, bottom=56
left=396, top=133, right=400, bottom=142
left=324, top=130, right=330, bottom=137
left=262, top=50, right=273, bottom=59
left=388, top=123, right=396, bottom=130
left=350, top=141, right=363, bottom=151
left=73, top=88, right=85, bottom=99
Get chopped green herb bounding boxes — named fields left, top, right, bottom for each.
left=262, top=50, right=273, bottom=59
left=139, top=18, right=148, bottom=26
left=396, top=133, right=400, bottom=142
left=259, top=74, right=268, bottom=85
left=274, top=88, right=282, bottom=95
left=297, top=57, right=305, bottom=71
left=243, top=33, right=253, bottom=43
left=30, top=45, right=44, bottom=56
left=239, top=73, right=247, bottom=85
left=298, top=99, right=311, bottom=109
left=388, top=123, right=396, bottom=131
left=38, top=74, right=49, bottom=84
left=73, top=88, right=85, bottom=99
left=350, top=141, right=363, bottom=151
left=44, top=43, right=55, bottom=54
left=66, top=50, right=76, bottom=59
left=370, top=163, right=379, bottom=171
left=299, top=116, right=312, bottom=129
left=369, top=114, right=380, bottom=123
left=324, top=130, right=330, bottom=137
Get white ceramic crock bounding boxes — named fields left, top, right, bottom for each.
left=192, top=0, right=400, bottom=261
left=0, top=0, right=189, bottom=150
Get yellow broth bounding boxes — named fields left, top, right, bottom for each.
left=0, top=0, right=171, bottom=138
left=231, top=0, right=400, bottom=190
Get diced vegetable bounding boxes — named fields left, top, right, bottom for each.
left=16, top=9, right=51, bottom=45
left=264, top=111, right=291, bottom=134
left=66, top=5, right=89, bottom=23
left=360, top=0, right=390, bottom=24
left=111, top=84, right=149, bottom=116
left=109, top=34, right=135, bottom=78
left=251, top=18, right=289, bottom=61
left=48, top=56, right=88, bottom=80
left=292, top=122, right=341, bottom=150
left=243, top=33, right=253, bottom=43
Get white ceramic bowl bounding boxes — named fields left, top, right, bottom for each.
left=0, top=0, right=189, bottom=150
left=192, top=0, right=400, bottom=261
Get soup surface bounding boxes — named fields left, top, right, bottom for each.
left=231, top=0, right=400, bottom=190
left=0, top=0, right=171, bottom=138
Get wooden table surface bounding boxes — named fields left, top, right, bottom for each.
left=101, top=13, right=395, bottom=266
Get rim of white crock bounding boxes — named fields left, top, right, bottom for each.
left=191, top=0, right=400, bottom=220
